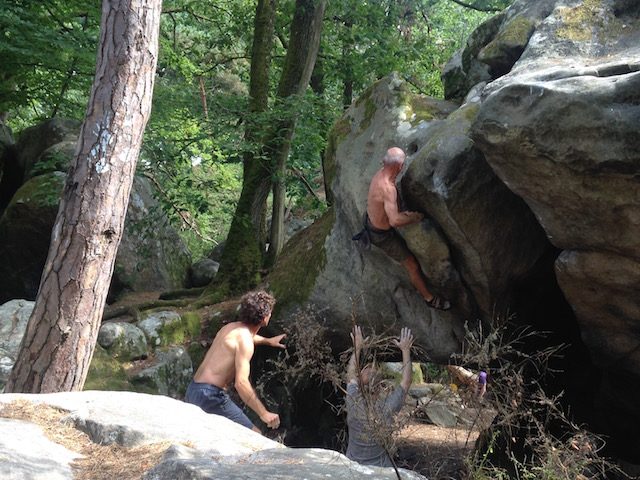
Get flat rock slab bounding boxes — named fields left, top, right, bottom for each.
left=0, top=391, right=279, bottom=454
left=0, top=418, right=78, bottom=480
left=0, top=391, right=427, bottom=479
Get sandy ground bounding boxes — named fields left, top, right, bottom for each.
left=396, top=419, right=480, bottom=479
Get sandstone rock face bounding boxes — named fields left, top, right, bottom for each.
left=270, top=77, right=467, bottom=362
left=14, top=118, right=80, bottom=182
left=0, top=418, right=79, bottom=480
left=189, top=258, right=219, bottom=287
left=130, top=346, right=193, bottom=398
left=469, top=0, right=640, bottom=459
left=271, top=73, right=550, bottom=363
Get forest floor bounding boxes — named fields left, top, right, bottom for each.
left=395, top=418, right=481, bottom=479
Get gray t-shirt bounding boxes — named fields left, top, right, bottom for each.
left=345, top=381, right=406, bottom=467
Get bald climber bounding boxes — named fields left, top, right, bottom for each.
left=360, top=147, right=451, bottom=310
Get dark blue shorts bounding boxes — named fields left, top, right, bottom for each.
left=185, top=381, right=255, bottom=430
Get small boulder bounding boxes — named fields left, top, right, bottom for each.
left=130, top=346, right=193, bottom=398
left=189, top=259, right=219, bottom=288
left=97, top=322, right=148, bottom=361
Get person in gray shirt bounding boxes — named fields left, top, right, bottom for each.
left=345, top=325, right=415, bottom=467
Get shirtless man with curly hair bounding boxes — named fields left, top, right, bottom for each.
left=185, top=290, right=285, bottom=433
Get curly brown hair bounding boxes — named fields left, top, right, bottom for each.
left=238, top=290, right=276, bottom=325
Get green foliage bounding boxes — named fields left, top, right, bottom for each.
left=0, top=0, right=100, bottom=128
left=1, top=0, right=512, bottom=266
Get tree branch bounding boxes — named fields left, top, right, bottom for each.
left=447, top=0, right=503, bottom=13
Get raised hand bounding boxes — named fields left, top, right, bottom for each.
left=350, top=325, right=369, bottom=353
left=393, top=327, right=414, bottom=353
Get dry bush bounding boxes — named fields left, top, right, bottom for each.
left=456, top=319, right=631, bottom=480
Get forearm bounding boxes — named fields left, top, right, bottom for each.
left=235, top=380, right=268, bottom=418
left=390, top=211, right=422, bottom=228
left=400, top=349, right=412, bottom=391
left=347, top=351, right=358, bottom=382
left=253, top=334, right=267, bottom=346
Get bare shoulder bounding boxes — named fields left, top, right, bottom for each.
left=233, top=325, right=254, bottom=351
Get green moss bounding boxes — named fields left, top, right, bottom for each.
left=9, top=172, right=65, bottom=209
left=267, top=208, right=335, bottom=311
left=557, top=0, right=622, bottom=42
left=450, top=102, right=480, bottom=125
left=478, top=16, right=534, bottom=65
left=323, top=116, right=352, bottom=203
left=396, top=86, right=442, bottom=126
left=84, top=345, right=132, bottom=391
left=157, top=311, right=201, bottom=345
left=354, top=82, right=378, bottom=133
left=182, top=312, right=202, bottom=338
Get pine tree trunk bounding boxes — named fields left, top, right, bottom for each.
left=5, top=0, right=161, bottom=393
left=267, top=0, right=327, bottom=265
left=213, top=0, right=277, bottom=294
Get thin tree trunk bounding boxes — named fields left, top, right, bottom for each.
left=5, top=0, right=161, bottom=393
left=266, top=0, right=327, bottom=265
left=212, top=0, right=277, bottom=294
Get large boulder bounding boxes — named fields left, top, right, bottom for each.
left=269, top=77, right=466, bottom=361
left=14, top=118, right=80, bottom=181
left=0, top=172, right=66, bottom=303
left=97, top=322, right=149, bottom=361
left=0, top=173, right=191, bottom=304
left=0, top=117, right=191, bottom=303
left=111, top=175, right=191, bottom=298
left=269, top=73, right=550, bottom=362
left=470, top=0, right=640, bottom=460
left=129, top=346, right=193, bottom=398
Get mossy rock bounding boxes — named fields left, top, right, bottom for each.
left=557, top=0, right=623, bottom=43
left=84, top=345, right=133, bottom=391
left=380, top=362, right=424, bottom=385
left=478, top=16, right=535, bottom=76
left=138, top=310, right=201, bottom=348
left=267, top=208, right=335, bottom=311
left=7, top=171, right=65, bottom=210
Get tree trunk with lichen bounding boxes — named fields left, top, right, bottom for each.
left=266, top=0, right=327, bottom=266
left=5, top=0, right=161, bottom=393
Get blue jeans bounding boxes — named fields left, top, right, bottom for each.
left=185, top=381, right=255, bottom=430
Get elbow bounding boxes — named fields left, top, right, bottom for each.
left=388, top=218, right=401, bottom=228
left=235, top=378, right=251, bottom=394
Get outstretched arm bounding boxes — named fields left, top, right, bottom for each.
left=393, top=327, right=415, bottom=392
left=254, top=333, right=286, bottom=349
left=347, top=325, right=368, bottom=383
left=383, top=184, right=423, bottom=228
left=234, top=333, right=280, bottom=429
